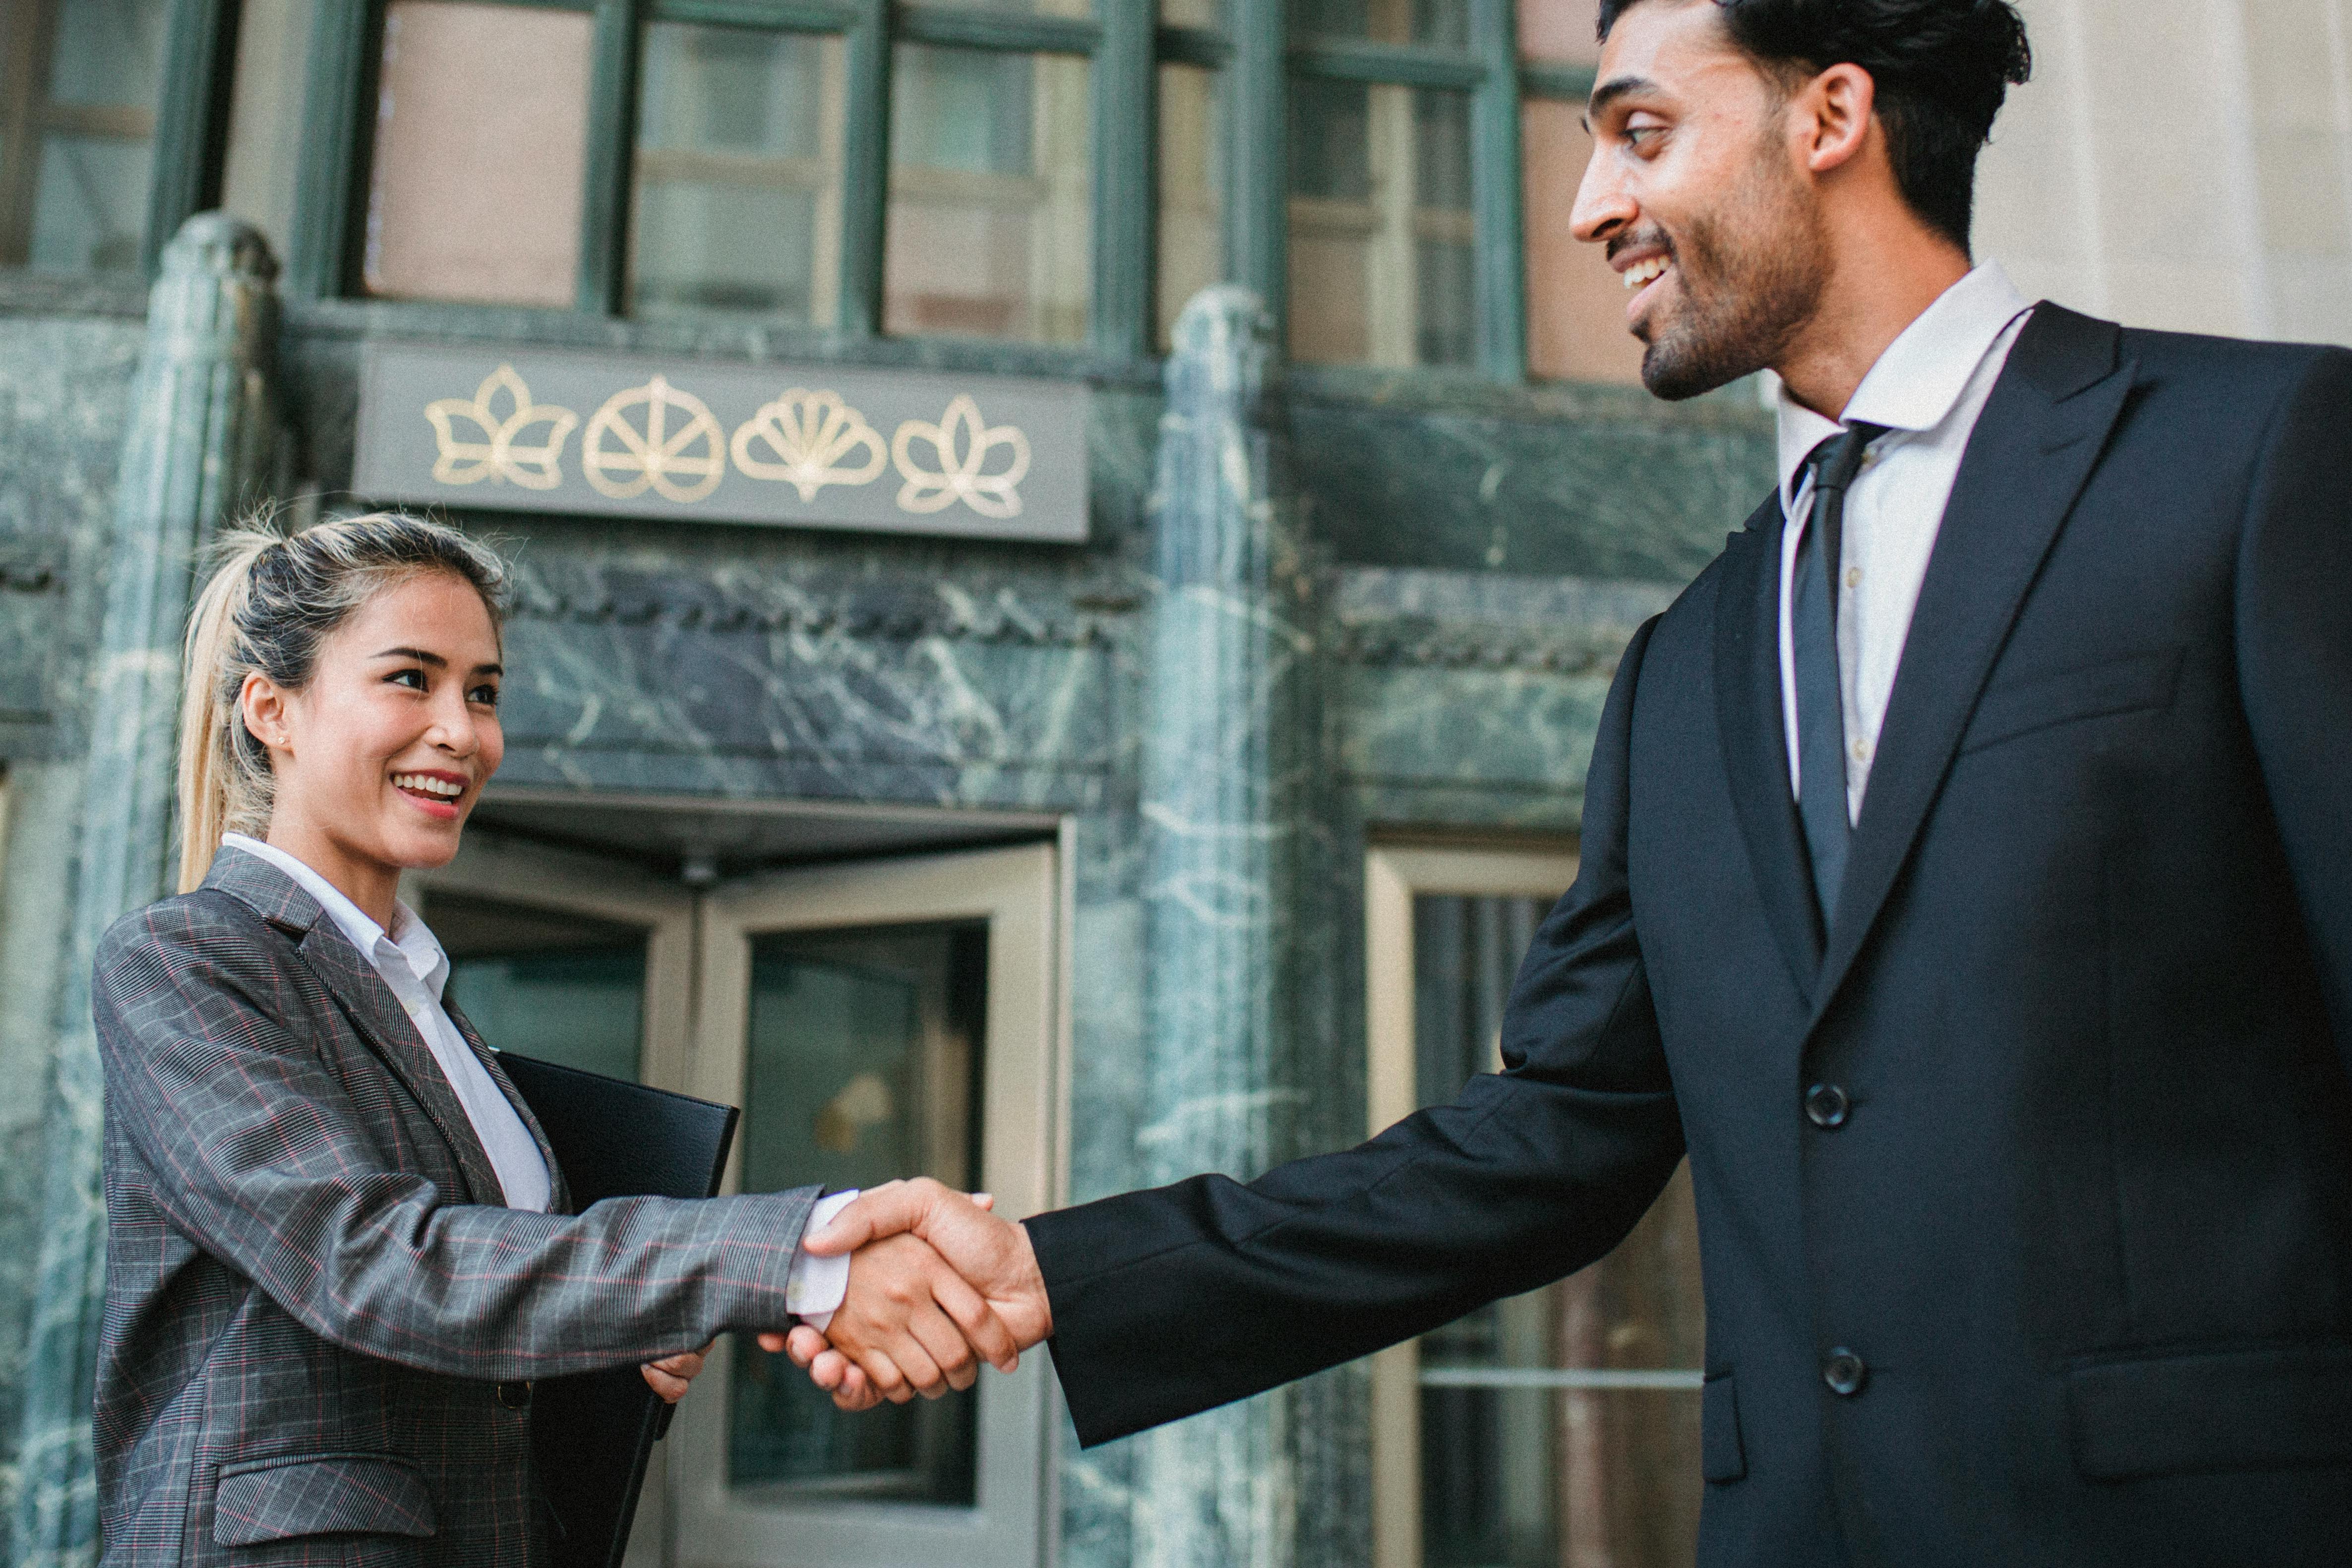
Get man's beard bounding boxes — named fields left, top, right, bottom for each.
left=1636, top=152, right=1827, bottom=401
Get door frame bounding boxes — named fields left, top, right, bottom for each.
left=673, top=840, right=1065, bottom=1568
left=1362, top=841, right=1579, bottom=1568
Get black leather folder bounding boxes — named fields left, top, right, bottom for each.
left=497, top=1052, right=740, bottom=1568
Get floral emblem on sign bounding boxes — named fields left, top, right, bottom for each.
left=729, top=389, right=889, bottom=501
left=891, top=395, right=1032, bottom=519
left=423, top=365, right=578, bottom=489
left=583, top=375, right=727, bottom=503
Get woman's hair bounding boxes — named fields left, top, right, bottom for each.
left=176, top=511, right=510, bottom=893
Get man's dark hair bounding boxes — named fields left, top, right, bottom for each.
left=1597, top=0, right=2032, bottom=251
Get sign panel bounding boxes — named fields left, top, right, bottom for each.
left=353, top=343, right=1089, bottom=543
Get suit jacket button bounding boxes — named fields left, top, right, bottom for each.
left=1823, top=1350, right=1868, bottom=1397
left=1804, top=1083, right=1851, bottom=1129
left=497, top=1381, right=533, bottom=1410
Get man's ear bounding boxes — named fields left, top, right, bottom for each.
left=1801, top=61, right=1878, bottom=176
left=239, top=670, right=293, bottom=756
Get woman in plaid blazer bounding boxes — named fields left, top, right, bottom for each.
left=93, top=516, right=1014, bottom=1568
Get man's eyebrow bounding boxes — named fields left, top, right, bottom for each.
left=1586, top=74, right=1660, bottom=125
left=372, top=646, right=447, bottom=667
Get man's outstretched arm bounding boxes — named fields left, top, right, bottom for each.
left=789, top=615, right=1685, bottom=1443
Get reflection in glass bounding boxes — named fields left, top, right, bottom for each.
left=363, top=0, right=592, bottom=306
left=0, top=0, right=170, bottom=274
left=1288, top=0, right=1466, bottom=49
left=729, top=922, right=987, bottom=1504
left=631, top=24, right=843, bottom=320
left=429, top=893, right=649, bottom=1084
left=1523, top=99, right=1643, bottom=384
left=1287, top=80, right=1474, bottom=367
left=885, top=45, right=1089, bottom=344
left=1157, top=63, right=1223, bottom=350
left=1411, top=895, right=1704, bottom=1568
left=1519, top=0, right=1602, bottom=65
left=923, top=0, right=1091, bottom=12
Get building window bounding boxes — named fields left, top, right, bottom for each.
left=1518, top=0, right=1641, bottom=384
left=362, top=0, right=595, bottom=307
left=1286, top=2, right=1477, bottom=368
left=0, top=0, right=171, bottom=277
left=631, top=23, right=846, bottom=322
left=884, top=43, right=1091, bottom=345
left=1155, top=59, right=1222, bottom=348
left=1366, top=843, right=1705, bottom=1568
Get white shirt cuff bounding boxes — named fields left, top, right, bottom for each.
left=784, top=1189, right=859, bottom=1332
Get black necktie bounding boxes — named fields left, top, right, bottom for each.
left=1792, top=422, right=1885, bottom=927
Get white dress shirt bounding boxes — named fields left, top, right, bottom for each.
left=218, top=834, right=854, bottom=1319
left=1775, top=262, right=2035, bottom=820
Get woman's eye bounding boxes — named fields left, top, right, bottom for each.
left=388, top=668, right=426, bottom=691
left=469, top=684, right=501, bottom=707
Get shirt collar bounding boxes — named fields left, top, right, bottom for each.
left=220, top=833, right=445, bottom=999
left=1775, top=260, right=2034, bottom=512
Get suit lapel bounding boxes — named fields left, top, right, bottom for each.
left=287, top=921, right=509, bottom=1205
left=1714, top=496, right=1827, bottom=999
left=205, top=850, right=506, bottom=1203
left=1814, top=305, right=2138, bottom=1014
left=445, top=998, right=574, bottom=1215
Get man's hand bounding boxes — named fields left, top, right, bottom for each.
left=757, top=1179, right=1053, bottom=1412
left=640, top=1341, right=713, bottom=1404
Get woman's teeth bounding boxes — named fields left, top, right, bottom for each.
left=1623, top=256, right=1670, bottom=291
left=393, top=773, right=463, bottom=799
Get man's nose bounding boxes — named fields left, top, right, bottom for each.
left=1569, top=144, right=1633, bottom=246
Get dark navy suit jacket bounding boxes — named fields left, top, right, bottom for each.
left=1026, top=306, right=2352, bottom=1567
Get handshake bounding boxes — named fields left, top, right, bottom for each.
left=762, top=1177, right=1055, bottom=1409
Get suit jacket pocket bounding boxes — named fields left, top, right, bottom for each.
left=2067, top=1339, right=2352, bottom=1480
left=214, top=1452, right=438, bottom=1547
left=1701, top=1371, right=1746, bottom=1483
left=1960, top=647, right=2183, bottom=757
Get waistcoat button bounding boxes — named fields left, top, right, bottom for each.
left=496, top=1381, right=533, bottom=1410
left=1804, top=1083, right=1851, bottom=1129
left=1823, top=1350, right=1868, bottom=1397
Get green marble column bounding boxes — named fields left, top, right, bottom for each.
left=1134, top=287, right=1321, bottom=1568
left=12, top=214, right=279, bottom=1568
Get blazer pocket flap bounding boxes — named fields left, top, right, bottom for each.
left=214, top=1453, right=438, bottom=1546
left=1963, top=647, right=2183, bottom=755
left=2068, top=1340, right=2352, bottom=1481
left=1701, top=1372, right=1747, bottom=1483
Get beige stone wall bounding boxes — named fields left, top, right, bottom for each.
left=1978, top=0, right=2352, bottom=345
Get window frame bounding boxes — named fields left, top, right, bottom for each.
left=0, top=0, right=239, bottom=281
left=1363, top=836, right=1706, bottom=1568
left=4, top=0, right=1615, bottom=385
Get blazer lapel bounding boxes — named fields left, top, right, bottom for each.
left=1714, top=495, right=1827, bottom=999
left=288, top=922, right=510, bottom=1205
left=444, top=998, right=575, bottom=1215
left=1814, top=304, right=2138, bottom=1014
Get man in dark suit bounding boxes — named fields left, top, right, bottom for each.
left=786, top=0, right=2352, bottom=1562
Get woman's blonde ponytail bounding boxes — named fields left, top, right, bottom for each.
left=176, top=528, right=277, bottom=893
left=173, top=513, right=509, bottom=893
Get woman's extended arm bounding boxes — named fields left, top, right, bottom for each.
left=97, top=894, right=815, bottom=1383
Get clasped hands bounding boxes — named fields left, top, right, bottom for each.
left=756, top=1177, right=1054, bottom=1410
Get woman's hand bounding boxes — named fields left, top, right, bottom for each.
left=641, top=1341, right=714, bottom=1403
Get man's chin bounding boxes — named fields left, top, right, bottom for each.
left=1637, top=330, right=1761, bottom=402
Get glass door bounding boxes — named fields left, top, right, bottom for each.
left=1366, top=844, right=1705, bottom=1568
left=674, top=842, right=1061, bottom=1568
left=403, top=833, right=699, bottom=1568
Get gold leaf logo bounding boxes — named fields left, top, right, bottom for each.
left=730, top=389, right=888, bottom=501
left=583, top=375, right=726, bottom=503
left=423, top=365, right=578, bottom=490
left=891, top=395, right=1032, bottom=519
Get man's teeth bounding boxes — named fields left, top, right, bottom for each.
left=1622, top=257, right=1670, bottom=291
left=393, top=774, right=463, bottom=798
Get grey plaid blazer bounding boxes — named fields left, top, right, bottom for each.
left=94, top=848, right=820, bottom=1568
